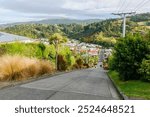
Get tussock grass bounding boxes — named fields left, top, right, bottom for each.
left=0, top=55, right=55, bottom=81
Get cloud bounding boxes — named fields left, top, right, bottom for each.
left=0, top=0, right=150, bottom=23
left=0, top=0, right=68, bottom=14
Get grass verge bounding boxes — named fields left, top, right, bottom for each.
left=108, top=70, right=150, bottom=100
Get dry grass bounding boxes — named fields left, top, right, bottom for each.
left=0, top=55, right=55, bottom=81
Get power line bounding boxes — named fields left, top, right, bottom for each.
left=118, top=0, right=127, bottom=13
left=117, top=0, right=149, bottom=13
left=134, top=0, right=147, bottom=10
left=116, top=0, right=122, bottom=13
left=134, top=0, right=150, bottom=12
left=133, top=0, right=144, bottom=10
left=121, top=0, right=131, bottom=12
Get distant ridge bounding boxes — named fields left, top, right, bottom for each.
left=0, top=18, right=102, bottom=27
left=36, top=18, right=102, bottom=24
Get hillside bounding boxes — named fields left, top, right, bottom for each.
left=0, top=18, right=102, bottom=27
left=130, top=13, right=150, bottom=28
left=1, top=13, right=150, bottom=47
left=36, top=19, right=102, bottom=25
left=130, top=13, right=150, bottom=22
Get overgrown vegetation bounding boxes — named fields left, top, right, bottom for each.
left=0, top=41, right=99, bottom=81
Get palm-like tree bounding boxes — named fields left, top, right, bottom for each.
left=49, top=33, right=67, bottom=70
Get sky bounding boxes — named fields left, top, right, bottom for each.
left=0, top=0, right=150, bottom=24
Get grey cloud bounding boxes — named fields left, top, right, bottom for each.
left=0, top=0, right=65, bottom=14
left=0, top=0, right=115, bottom=17
left=0, top=0, right=93, bottom=19
left=0, top=0, right=150, bottom=24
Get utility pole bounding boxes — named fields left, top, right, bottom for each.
left=112, top=12, right=136, bottom=37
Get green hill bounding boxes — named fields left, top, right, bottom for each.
left=36, top=19, right=102, bottom=25
left=1, top=13, right=150, bottom=47
left=130, top=13, right=150, bottom=22
left=0, top=18, right=102, bottom=27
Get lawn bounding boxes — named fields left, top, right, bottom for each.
left=108, top=71, right=150, bottom=100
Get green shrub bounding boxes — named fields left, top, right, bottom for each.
left=59, top=46, right=76, bottom=70
left=0, top=42, right=51, bottom=59
left=110, top=34, right=149, bottom=81
left=139, top=59, right=150, bottom=81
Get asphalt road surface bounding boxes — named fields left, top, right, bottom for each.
left=99, top=49, right=104, bottom=62
left=0, top=67, right=121, bottom=100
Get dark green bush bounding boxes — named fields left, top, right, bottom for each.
left=109, top=34, right=149, bottom=81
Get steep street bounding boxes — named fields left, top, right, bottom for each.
left=0, top=66, right=121, bottom=100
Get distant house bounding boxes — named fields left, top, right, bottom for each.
left=65, top=43, right=77, bottom=51
left=88, top=48, right=99, bottom=56
left=65, top=41, right=100, bottom=56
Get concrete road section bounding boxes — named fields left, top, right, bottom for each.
left=0, top=67, right=121, bottom=100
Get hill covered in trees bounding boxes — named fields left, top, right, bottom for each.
left=1, top=13, right=150, bottom=47
left=130, top=13, right=150, bottom=22
left=0, top=18, right=102, bottom=27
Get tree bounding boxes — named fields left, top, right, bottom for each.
left=49, top=33, right=67, bottom=70
left=110, top=34, right=149, bottom=81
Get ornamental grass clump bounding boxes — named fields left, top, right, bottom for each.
left=0, top=55, right=55, bottom=81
